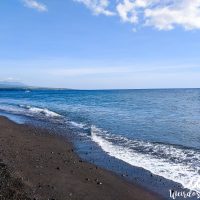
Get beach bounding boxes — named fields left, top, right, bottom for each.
left=0, top=116, right=161, bottom=200
left=2, top=0, right=200, bottom=198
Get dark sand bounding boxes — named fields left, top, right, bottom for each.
left=0, top=116, right=162, bottom=200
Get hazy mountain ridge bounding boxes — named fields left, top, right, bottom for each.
left=0, top=81, right=71, bottom=90
left=0, top=81, right=27, bottom=88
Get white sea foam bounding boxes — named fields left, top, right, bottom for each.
left=69, top=121, right=87, bottom=129
left=0, top=104, right=24, bottom=114
left=27, top=107, right=61, bottom=117
left=91, top=125, right=200, bottom=193
left=0, top=104, right=62, bottom=119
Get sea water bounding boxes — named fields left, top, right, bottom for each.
left=0, top=89, right=199, bottom=197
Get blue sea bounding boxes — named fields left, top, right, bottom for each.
left=0, top=89, right=200, bottom=197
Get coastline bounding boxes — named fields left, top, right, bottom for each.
left=0, top=116, right=162, bottom=200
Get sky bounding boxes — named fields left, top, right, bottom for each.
left=0, top=0, right=200, bottom=89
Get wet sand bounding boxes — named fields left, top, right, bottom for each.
left=0, top=116, right=162, bottom=200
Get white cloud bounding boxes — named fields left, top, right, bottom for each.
left=23, top=0, right=47, bottom=12
left=116, top=0, right=137, bottom=23
left=75, top=0, right=200, bottom=30
left=144, top=0, right=200, bottom=30
left=74, top=0, right=115, bottom=16
left=20, top=0, right=200, bottom=30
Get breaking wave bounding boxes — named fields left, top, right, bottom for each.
left=24, top=106, right=61, bottom=117
left=69, top=121, right=88, bottom=129
left=91, top=125, right=200, bottom=193
left=0, top=104, right=61, bottom=119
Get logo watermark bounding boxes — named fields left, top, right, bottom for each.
left=169, top=177, right=200, bottom=199
left=169, top=190, right=200, bottom=199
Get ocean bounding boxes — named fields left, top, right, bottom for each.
left=0, top=89, right=199, bottom=198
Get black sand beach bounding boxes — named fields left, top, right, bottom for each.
left=0, top=116, right=162, bottom=200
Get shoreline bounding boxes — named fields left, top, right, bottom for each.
left=0, top=116, right=162, bottom=200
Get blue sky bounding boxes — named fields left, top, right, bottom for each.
left=0, top=0, right=200, bottom=89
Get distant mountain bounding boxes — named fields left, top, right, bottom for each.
left=0, top=81, right=72, bottom=90
left=0, top=81, right=27, bottom=88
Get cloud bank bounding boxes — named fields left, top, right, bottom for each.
left=23, top=0, right=47, bottom=12
left=75, top=0, right=200, bottom=30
